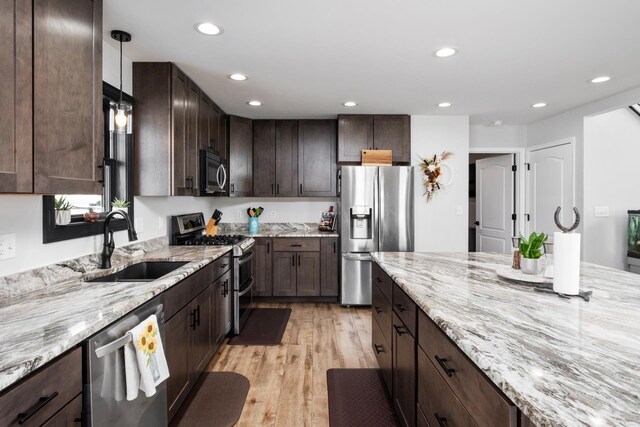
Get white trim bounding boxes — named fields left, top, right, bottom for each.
left=469, top=147, right=526, bottom=243
left=527, top=137, right=575, bottom=153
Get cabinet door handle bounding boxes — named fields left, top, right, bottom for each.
left=17, top=392, right=59, bottom=424
left=190, top=309, right=197, bottom=330
left=434, top=355, right=456, bottom=377
left=434, top=413, right=448, bottom=427
left=267, top=242, right=270, bottom=253
left=195, top=305, right=201, bottom=327
left=374, top=306, right=383, bottom=314
left=223, top=279, right=229, bottom=296
left=395, top=303, right=406, bottom=313
left=333, top=241, right=336, bottom=253
left=231, top=183, right=235, bottom=194
left=393, top=324, right=408, bottom=336
left=271, top=183, right=275, bottom=195
left=299, top=183, right=303, bottom=195
left=298, top=254, right=301, bottom=266
left=374, top=344, right=384, bottom=354
left=276, top=183, right=280, bottom=195
left=292, top=254, right=295, bottom=266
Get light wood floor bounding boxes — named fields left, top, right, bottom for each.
left=205, top=302, right=378, bottom=427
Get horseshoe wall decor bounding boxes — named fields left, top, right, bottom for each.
left=554, top=206, right=580, bottom=233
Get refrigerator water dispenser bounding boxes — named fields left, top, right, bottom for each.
left=350, top=206, right=372, bottom=239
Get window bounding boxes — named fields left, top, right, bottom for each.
left=42, top=82, right=134, bottom=243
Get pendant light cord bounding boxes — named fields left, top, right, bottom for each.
left=119, top=39, right=123, bottom=103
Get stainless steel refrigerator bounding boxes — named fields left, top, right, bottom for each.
left=339, top=166, right=414, bottom=305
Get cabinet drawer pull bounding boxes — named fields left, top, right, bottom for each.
left=374, top=344, right=385, bottom=354
left=375, top=277, right=382, bottom=283
left=393, top=324, right=408, bottom=336
left=395, top=303, right=406, bottom=313
left=434, top=355, right=456, bottom=377
left=434, top=413, right=448, bottom=427
left=291, top=244, right=303, bottom=247
left=221, top=264, right=228, bottom=268
left=374, top=306, right=383, bottom=314
left=17, top=392, right=59, bottom=424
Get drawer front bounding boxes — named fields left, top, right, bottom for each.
left=211, top=253, right=232, bottom=281
left=418, top=347, right=478, bottom=427
left=272, top=238, right=320, bottom=252
left=418, top=311, right=517, bottom=427
left=41, top=393, right=82, bottom=426
left=165, top=262, right=214, bottom=320
left=372, top=262, right=393, bottom=302
left=393, top=284, right=416, bottom=336
left=371, top=314, right=392, bottom=393
left=0, top=347, right=82, bottom=426
left=372, top=279, right=392, bottom=345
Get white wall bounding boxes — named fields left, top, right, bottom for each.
left=103, top=41, right=133, bottom=94
left=583, top=108, right=640, bottom=270
left=411, top=116, right=470, bottom=252
left=470, top=124, right=527, bottom=149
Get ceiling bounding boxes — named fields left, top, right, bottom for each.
left=104, top=0, right=640, bottom=124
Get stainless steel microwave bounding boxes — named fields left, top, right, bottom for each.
left=199, top=150, right=227, bottom=195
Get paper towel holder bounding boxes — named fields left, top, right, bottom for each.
left=554, top=207, right=580, bottom=233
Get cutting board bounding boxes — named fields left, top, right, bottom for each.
left=361, top=149, right=392, bottom=166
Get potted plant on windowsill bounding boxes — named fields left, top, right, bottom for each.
left=54, top=196, right=73, bottom=226
left=519, top=232, right=548, bottom=274
left=111, top=197, right=131, bottom=213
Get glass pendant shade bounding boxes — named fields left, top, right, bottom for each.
left=110, top=101, right=132, bottom=134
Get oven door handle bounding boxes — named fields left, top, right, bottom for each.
left=238, top=278, right=254, bottom=297
left=217, top=164, right=227, bottom=190
left=238, top=250, right=254, bottom=266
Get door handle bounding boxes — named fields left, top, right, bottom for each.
left=434, top=355, right=456, bottom=377
left=474, top=221, right=480, bottom=226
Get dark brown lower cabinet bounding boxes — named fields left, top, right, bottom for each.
left=392, top=312, right=416, bottom=427
left=189, top=287, right=213, bottom=382
left=212, top=269, right=231, bottom=350
left=42, top=394, right=82, bottom=426
left=296, top=252, right=320, bottom=296
left=320, top=238, right=339, bottom=297
left=166, top=304, right=191, bottom=420
left=273, top=252, right=297, bottom=296
left=253, top=238, right=273, bottom=296
left=418, top=346, right=478, bottom=427
left=372, top=314, right=392, bottom=393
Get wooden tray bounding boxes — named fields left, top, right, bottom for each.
left=362, top=150, right=392, bottom=166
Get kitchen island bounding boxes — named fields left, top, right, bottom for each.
left=371, top=252, right=640, bottom=427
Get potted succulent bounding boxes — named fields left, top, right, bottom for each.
left=54, top=196, right=73, bottom=225
left=111, top=197, right=131, bottom=213
left=519, top=232, right=548, bottom=274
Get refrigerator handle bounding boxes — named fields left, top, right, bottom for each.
left=342, top=253, right=373, bottom=261
left=374, top=167, right=380, bottom=252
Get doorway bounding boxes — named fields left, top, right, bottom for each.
left=469, top=149, right=525, bottom=253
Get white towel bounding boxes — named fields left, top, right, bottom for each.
left=124, top=314, right=170, bottom=400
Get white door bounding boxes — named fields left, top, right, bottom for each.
left=527, top=141, right=574, bottom=237
left=476, top=154, right=515, bottom=253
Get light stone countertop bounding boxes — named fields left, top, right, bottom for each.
left=370, top=252, right=640, bottom=427
left=218, top=222, right=339, bottom=238
left=0, top=241, right=232, bottom=393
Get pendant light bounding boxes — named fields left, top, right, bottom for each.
left=111, top=30, right=132, bottom=133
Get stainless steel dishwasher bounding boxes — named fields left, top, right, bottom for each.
left=84, top=294, right=168, bottom=426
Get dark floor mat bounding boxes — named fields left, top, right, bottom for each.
left=172, top=372, right=249, bottom=427
left=228, top=308, right=291, bottom=346
left=327, top=368, right=400, bottom=427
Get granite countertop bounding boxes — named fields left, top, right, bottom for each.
left=0, top=241, right=232, bottom=393
left=370, top=252, right=640, bottom=427
left=218, top=222, right=339, bottom=238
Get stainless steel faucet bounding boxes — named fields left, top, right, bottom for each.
left=101, top=210, right=138, bottom=269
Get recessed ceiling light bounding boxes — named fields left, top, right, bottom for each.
left=438, top=102, right=452, bottom=108
left=532, top=102, right=547, bottom=108
left=590, top=76, right=611, bottom=83
left=247, top=100, right=263, bottom=106
left=196, top=22, right=223, bottom=36
left=229, top=73, right=248, bottom=81
left=435, top=47, right=457, bottom=58
left=343, top=101, right=358, bottom=107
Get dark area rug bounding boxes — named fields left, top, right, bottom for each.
left=228, top=308, right=291, bottom=346
left=172, top=372, right=250, bottom=427
left=327, top=368, right=400, bottom=427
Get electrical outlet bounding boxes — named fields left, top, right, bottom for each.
left=594, top=206, right=609, bottom=218
left=237, top=209, right=243, bottom=219
left=0, top=233, right=16, bottom=260
left=456, top=205, right=463, bottom=215
left=271, top=211, right=277, bottom=218
left=134, top=218, right=144, bottom=233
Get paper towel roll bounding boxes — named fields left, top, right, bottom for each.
left=553, top=232, right=581, bottom=295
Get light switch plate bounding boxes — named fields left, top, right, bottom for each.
left=0, top=233, right=16, bottom=260
left=594, top=206, right=609, bottom=218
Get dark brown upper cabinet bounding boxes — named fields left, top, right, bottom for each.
left=298, top=120, right=336, bottom=197
left=228, top=115, right=253, bottom=197
left=33, top=0, right=104, bottom=194
left=133, top=63, right=203, bottom=196
left=275, top=120, right=299, bottom=197
left=0, top=0, right=32, bottom=193
left=337, top=115, right=373, bottom=163
left=338, top=115, right=411, bottom=164
left=198, top=92, right=224, bottom=158
left=253, top=120, right=276, bottom=197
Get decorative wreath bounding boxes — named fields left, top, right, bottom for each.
left=419, top=151, right=453, bottom=200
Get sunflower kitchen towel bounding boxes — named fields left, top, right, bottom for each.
left=125, top=314, right=170, bottom=400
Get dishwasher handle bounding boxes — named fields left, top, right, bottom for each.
left=94, top=304, right=163, bottom=359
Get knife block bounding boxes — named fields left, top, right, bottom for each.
left=205, top=221, right=218, bottom=236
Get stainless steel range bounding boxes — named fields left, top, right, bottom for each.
left=170, top=213, right=255, bottom=335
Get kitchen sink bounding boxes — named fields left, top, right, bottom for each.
left=87, top=261, right=189, bottom=282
